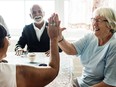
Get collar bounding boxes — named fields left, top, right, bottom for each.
left=33, top=21, right=46, bottom=31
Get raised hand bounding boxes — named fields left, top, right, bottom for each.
left=47, top=13, right=60, bottom=40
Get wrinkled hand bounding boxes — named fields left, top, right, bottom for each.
left=58, top=27, right=66, bottom=41
left=15, top=47, right=24, bottom=56
left=48, top=13, right=66, bottom=41
left=47, top=13, right=60, bottom=40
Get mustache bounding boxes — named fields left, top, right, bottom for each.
left=34, top=16, right=42, bottom=20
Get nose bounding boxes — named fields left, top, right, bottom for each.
left=36, top=12, right=40, bottom=15
left=92, top=22, right=98, bottom=30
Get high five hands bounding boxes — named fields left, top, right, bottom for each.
left=48, top=13, right=66, bottom=41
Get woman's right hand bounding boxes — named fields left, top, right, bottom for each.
left=58, top=27, right=66, bottom=41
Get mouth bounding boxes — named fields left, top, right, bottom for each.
left=34, top=16, right=42, bottom=20
left=93, top=27, right=100, bottom=31
left=95, top=28, right=100, bottom=31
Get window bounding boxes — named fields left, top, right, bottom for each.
left=0, top=0, right=55, bottom=36
left=1, top=0, right=115, bottom=41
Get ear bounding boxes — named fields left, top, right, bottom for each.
left=42, top=11, right=45, bottom=17
left=109, top=22, right=115, bottom=28
left=29, top=14, right=33, bottom=19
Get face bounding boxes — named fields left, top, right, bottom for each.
left=92, top=15, right=112, bottom=39
left=30, top=5, right=45, bottom=24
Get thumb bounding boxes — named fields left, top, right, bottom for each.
left=60, top=27, right=66, bottom=31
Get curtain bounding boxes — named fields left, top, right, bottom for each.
left=68, top=0, right=93, bottom=29
left=68, top=0, right=115, bottom=29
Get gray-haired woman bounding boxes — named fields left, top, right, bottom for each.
left=53, top=7, right=116, bottom=87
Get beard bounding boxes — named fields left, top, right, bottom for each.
left=34, top=16, right=44, bottom=24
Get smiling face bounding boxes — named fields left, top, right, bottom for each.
left=91, top=7, right=116, bottom=41
left=30, top=4, right=45, bottom=24
left=92, top=15, right=112, bottom=39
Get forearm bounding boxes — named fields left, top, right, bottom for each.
left=58, top=37, right=77, bottom=55
left=91, top=81, right=114, bottom=87
left=15, top=45, right=22, bottom=51
left=49, top=38, right=60, bottom=70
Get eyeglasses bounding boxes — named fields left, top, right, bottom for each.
left=91, top=18, right=108, bottom=23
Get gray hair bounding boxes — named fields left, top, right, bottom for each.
left=93, top=7, right=116, bottom=32
left=30, top=4, right=44, bottom=14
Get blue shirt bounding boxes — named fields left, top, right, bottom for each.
left=73, top=33, right=116, bottom=87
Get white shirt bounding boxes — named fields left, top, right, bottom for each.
left=0, top=63, right=16, bottom=87
left=33, top=21, right=46, bottom=41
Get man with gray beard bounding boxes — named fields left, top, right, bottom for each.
left=15, top=4, right=62, bottom=56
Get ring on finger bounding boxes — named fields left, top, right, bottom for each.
left=50, top=22, right=56, bottom=26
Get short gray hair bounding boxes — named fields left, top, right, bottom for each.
left=93, top=7, right=116, bottom=31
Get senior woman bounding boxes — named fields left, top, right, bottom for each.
left=50, top=7, right=116, bottom=87
left=0, top=14, right=60, bottom=87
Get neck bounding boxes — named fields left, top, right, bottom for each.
left=34, top=21, right=44, bottom=29
left=98, top=33, right=113, bottom=46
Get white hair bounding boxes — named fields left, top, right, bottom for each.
left=93, top=7, right=116, bottom=31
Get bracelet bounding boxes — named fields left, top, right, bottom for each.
left=58, top=36, right=64, bottom=43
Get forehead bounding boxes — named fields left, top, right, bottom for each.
left=31, top=5, right=42, bottom=12
left=93, top=15, right=106, bottom=19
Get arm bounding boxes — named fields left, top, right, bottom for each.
left=58, top=35, right=77, bottom=55
left=15, top=27, right=27, bottom=56
left=16, top=13, right=60, bottom=87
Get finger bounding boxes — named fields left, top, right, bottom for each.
left=16, top=50, right=23, bottom=56
left=54, top=14, right=58, bottom=27
left=48, top=13, right=55, bottom=25
left=61, top=27, right=66, bottom=31
left=57, top=21, right=61, bottom=27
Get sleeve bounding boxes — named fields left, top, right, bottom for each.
left=15, top=26, right=27, bottom=51
left=0, top=64, right=16, bottom=87
left=72, top=33, right=93, bottom=56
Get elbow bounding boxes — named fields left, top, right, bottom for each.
left=50, top=68, right=59, bottom=80
left=65, top=49, right=77, bottom=55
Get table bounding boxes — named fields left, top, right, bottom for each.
left=5, top=52, right=73, bottom=87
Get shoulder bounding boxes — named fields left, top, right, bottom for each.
left=0, top=63, right=16, bottom=72
left=107, top=35, right=116, bottom=54
left=80, top=32, right=95, bottom=43
left=23, top=23, right=34, bottom=31
left=24, top=23, right=33, bottom=28
left=109, top=39, right=116, bottom=49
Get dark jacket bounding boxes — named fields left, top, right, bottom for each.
left=15, top=23, right=62, bottom=52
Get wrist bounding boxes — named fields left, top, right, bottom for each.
left=16, top=47, right=23, bottom=51
left=58, top=36, right=64, bottom=43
